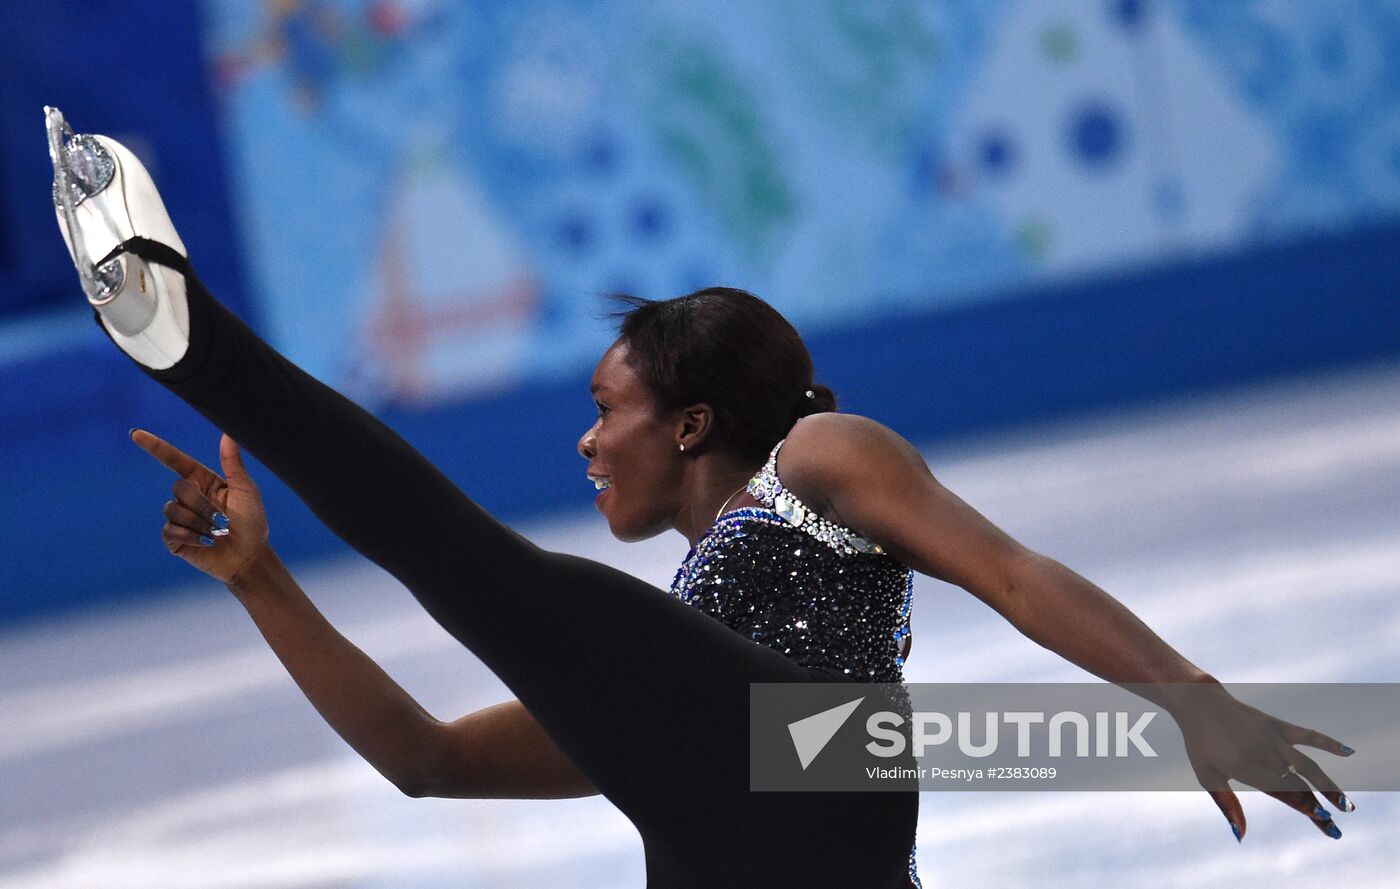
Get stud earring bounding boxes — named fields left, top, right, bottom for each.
left=678, top=443, right=686, bottom=452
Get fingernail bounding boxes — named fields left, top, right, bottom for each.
left=213, top=512, right=229, bottom=530
left=210, top=527, right=230, bottom=538
left=199, top=535, right=214, bottom=546
left=1338, top=794, right=1355, bottom=812
left=1339, top=745, right=1356, bottom=756
left=1313, top=805, right=1331, bottom=820
left=1325, top=821, right=1342, bottom=840
left=127, top=427, right=137, bottom=437
left=1229, top=821, right=1242, bottom=843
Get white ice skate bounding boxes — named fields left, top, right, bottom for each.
left=45, top=106, right=190, bottom=369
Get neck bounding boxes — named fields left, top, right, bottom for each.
left=675, top=453, right=762, bottom=547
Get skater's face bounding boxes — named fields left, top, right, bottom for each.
left=578, top=340, right=689, bottom=541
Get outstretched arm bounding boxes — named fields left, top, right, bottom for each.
left=134, top=429, right=598, bottom=800
left=775, top=415, right=1204, bottom=685
left=232, top=551, right=598, bottom=799
left=779, top=413, right=1354, bottom=840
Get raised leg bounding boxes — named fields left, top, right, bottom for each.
left=49, top=112, right=917, bottom=886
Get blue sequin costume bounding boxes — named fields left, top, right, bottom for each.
left=671, top=439, right=922, bottom=888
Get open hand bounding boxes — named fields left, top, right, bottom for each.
left=131, top=429, right=270, bottom=586
left=1175, top=679, right=1356, bottom=842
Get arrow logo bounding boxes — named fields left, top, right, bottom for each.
left=787, top=697, right=865, bottom=770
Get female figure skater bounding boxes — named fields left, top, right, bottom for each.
left=45, top=109, right=1354, bottom=888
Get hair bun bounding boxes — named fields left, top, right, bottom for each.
left=796, top=383, right=837, bottom=417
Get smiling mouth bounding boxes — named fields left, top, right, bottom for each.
left=590, top=476, right=612, bottom=491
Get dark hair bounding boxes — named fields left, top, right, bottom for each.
left=610, top=287, right=837, bottom=462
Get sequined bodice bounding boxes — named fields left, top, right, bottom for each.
left=668, top=439, right=915, bottom=682
left=669, top=438, right=922, bottom=887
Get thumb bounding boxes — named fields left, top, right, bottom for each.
left=219, top=434, right=254, bottom=488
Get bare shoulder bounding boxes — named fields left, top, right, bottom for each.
left=777, top=413, right=928, bottom=513
left=782, top=412, right=923, bottom=468
left=777, top=414, right=1031, bottom=587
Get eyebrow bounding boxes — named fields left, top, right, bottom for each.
left=590, top=383, right=605, bottom=395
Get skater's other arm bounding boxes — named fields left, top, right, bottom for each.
left=133, top=429, right=599, bottom=800
left=777, top=413, right=1207, bottom=688
left=778, top=413, right=1355, bottom=839
left=230, top=552, right=598, bottom=799
left=424, top=700, right=600, bottom=799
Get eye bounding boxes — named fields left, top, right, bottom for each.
left=594, top=400, right=610, bottom=417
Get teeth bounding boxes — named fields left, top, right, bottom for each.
left=591, top=477, right=611, bottom=490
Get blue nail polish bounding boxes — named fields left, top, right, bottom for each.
left=213, top=512, right=229, bottom=530
left=1339, top=745, right=1355, bottom=756
left=1229, top=821, right=1242, bottom=843
left=1326, top=821, right=1341, bottom=839
left=199, top=535, right=214, bottom=546
left=1338, top=794, right=1354, bottom=812
left=1313, top=805, right=1331, bottom=820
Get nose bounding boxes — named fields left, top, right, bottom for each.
left=578, top=419, right=598, bottom=460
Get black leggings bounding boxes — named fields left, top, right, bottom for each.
left=113, top=243, right=918, bottom=888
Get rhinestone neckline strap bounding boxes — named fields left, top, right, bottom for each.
left=744, top=438, right=885, bottom=556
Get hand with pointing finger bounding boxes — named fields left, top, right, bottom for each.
left=130, top=429, right=271, bottom=587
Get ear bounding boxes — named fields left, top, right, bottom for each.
left=675, top=403, right=717, bottom=452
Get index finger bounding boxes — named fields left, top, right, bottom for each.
left=130, top=428, right=222, bottom=488
left=1278, top=719, right=1356, bottom=759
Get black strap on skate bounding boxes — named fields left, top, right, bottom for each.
left=87, top=235, right=225, bottom=384
left=96, top=236, right=191, bottom=276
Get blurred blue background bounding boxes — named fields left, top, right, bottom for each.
left=1, top=0, right=1398, bottom=620
left=2, top=4, right=1399, bottom=888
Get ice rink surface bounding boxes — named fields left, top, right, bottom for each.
left=2, top=362, right=1397, bottom=888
